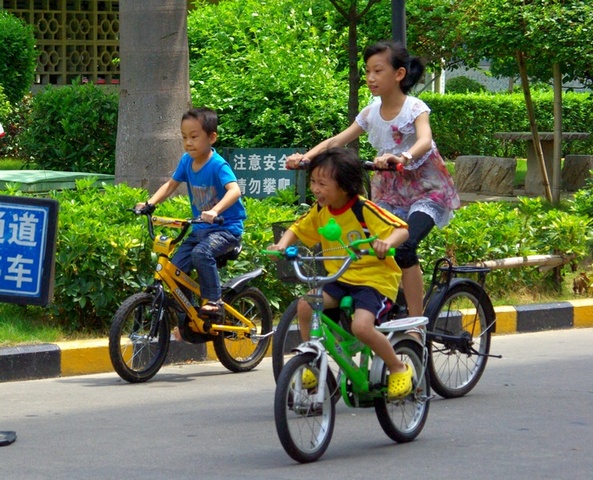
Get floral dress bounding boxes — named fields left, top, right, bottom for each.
left=356, top=96, right=460, bottom=228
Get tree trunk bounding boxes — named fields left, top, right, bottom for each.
left=552, top=63, right=562, bottom=205
left=516, top=50, right=552, bottom=202
left=115, top=0, right=191, bottom=194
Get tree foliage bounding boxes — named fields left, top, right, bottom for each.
left=0, top=12, right=38, bottom=105
left=187, top=0, right=349, bottom=149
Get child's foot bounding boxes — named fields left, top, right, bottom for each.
left=199, top=300, right=224, bottom=319
left=301, top=368, right=318, bottom=389
left=387, top=364, right=413, bottom=400
left=173, top=326, right=183, bottom=342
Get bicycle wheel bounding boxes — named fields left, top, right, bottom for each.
left=272, top=299, right=301, bottom=382
left=374, top=339, right=430, bottom=443
left=213, top=286, right=273, bottom=372
left=275, top=352, right=336, bottom=463
left=425, top=282, right=494, bottom=398
left=109, top=292, right=171, bottom=383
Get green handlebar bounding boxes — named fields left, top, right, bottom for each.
left=369, top=247, right=396, bottom=257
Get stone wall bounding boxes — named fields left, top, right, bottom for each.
left=454, top=156, right=517, bottom=195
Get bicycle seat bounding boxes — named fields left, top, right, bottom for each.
left=216, top=244, right=243, bottom=268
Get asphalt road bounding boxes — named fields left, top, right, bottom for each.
left=1, top=328, right=592, bottom=480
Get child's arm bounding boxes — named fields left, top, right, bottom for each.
left=135, top=178, right=181, bottom=210
left=286, top=122, right=364, bottom=167
left=371, top=226, right=409, bottom=259
left=201, top=181, right=242, bottom=223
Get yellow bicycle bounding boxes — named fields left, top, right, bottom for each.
left=108, top=205, right=273, bottom=383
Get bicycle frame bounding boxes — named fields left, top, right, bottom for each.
left=148, top=214, right=265, bottom=339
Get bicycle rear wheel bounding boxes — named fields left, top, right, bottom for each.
left=275, top=352, right=336, bottom=463
left=108, top=292, right=171, bottom=383
left=213, top=286, right=273, bottom=372
left=425, top=282, right=494, bottom=398
left=272, top=299, right=301, bottom=382
left=374, top=339, right=430, bottom=443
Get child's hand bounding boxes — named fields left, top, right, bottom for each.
left=286, top=153, right=308, bottom=169
left=201, top=209, right=219, bottom=223
left=371, top=238, right=391, bottom=259
left=265, top=244, right=284, bottom=262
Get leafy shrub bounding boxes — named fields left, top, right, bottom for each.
left=0, top=94, right=33, bottom=159
left=0, top=12, right=37, bottom=105
left=446, top=76, right=486, bottom=94
left=423, top=91, right=593, bottom=159
left=19, top=80, right=118, bottom=173
left=419, top=197, right=592, bottom=298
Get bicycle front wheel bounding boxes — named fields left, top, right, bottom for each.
left=425, top=282, right=495, bottom=398
left=213, top=286, right=273, bottom=372
left=275, top=352, right=336, bottom=463
left=108, top=292, right=171, bottom=383
left=374, top=339, right=430, bottom=443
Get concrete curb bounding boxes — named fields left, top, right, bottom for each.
left=1, top=300, right=592, bottom=383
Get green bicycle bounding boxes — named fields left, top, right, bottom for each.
left=263, top=220, right=430, bottom=463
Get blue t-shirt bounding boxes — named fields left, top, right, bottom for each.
left=172, top=148, right=246, bottom=236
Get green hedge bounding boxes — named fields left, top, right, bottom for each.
left=1, top=178, right=591, bottom=334
left=18, top=80, right=118, bottom=173
left=422, top=91, right=593, bottom=160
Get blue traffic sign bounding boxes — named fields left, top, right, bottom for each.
left=0, top=195, right=58, bottom=306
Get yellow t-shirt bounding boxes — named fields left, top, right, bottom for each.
left=289, top=195, right=408, bottom=300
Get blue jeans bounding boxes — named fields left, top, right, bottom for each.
left=172, top=229, right=241, bottom=301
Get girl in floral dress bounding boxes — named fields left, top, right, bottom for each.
left=287, top=40, right=459, bottom=318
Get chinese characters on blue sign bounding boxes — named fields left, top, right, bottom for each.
left=223, top=148, right=307, bottom=201
left=0, top=195, right=58, bottom=306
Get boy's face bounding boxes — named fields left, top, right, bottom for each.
left=310, top=167, right=349, bottom=209
left=181, top=117, right=217, bottom=161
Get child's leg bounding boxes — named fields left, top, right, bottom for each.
left=395, top=211, right=435, bottom=317
left=401, top=264, right=424, bottom=317
left=350, top=310, right=407, bottom=374
left=190, top=230, right=240, bottom=312
left=298, top=291, right=339, bottom=341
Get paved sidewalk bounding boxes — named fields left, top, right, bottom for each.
left=1, top=299, right=592, bottom=383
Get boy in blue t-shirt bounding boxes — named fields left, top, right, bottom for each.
left=136, top=107, right=246, bottom=334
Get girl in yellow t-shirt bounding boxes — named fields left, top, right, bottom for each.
left=269, top=147, right=413, bottom=400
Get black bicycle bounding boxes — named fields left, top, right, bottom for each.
left=272, top=161, right=499, bottom=399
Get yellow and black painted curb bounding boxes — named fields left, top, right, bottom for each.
left=1, top=299, right=592, bottom=383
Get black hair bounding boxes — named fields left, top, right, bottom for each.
left=181, top=107, right=218, bottom=135
left=308, top=147, right=364, bottom=198
left=363, top=40, right=425, bottom=94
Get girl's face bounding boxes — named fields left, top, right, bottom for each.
left=310, top=167, right=349, bottom=209
left=181, top=117, right=217, bottom=162
left=365, top=50, right=405, bottom=97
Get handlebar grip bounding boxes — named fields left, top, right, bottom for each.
left=286, top=160, right=310, bottom=170
left=363, top=161, right=404, bottom=172
left=192, top=216, right=224, bottom=225
left=368, top=247, right=396, bottom=257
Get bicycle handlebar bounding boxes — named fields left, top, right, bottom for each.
left=130, top=205, right=224, bottom=243
left=287, top=160, right=403, bottom=172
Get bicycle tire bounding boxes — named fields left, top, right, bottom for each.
left=274, top=352, right=336, bottom=463
left=271, top=299, right=301, bottom=382
left=109, top=292, right=171, bottom=383
left=425, top=282, right=494, bottom=398
left=374, top=339, right=430, bottom=443
left=213, top=286, right=273, bottom=372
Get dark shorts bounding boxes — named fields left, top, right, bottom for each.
left=323, top=281, right=393, bottom=325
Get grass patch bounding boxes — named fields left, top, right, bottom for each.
left=0, top=304, right=64, bottom=346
